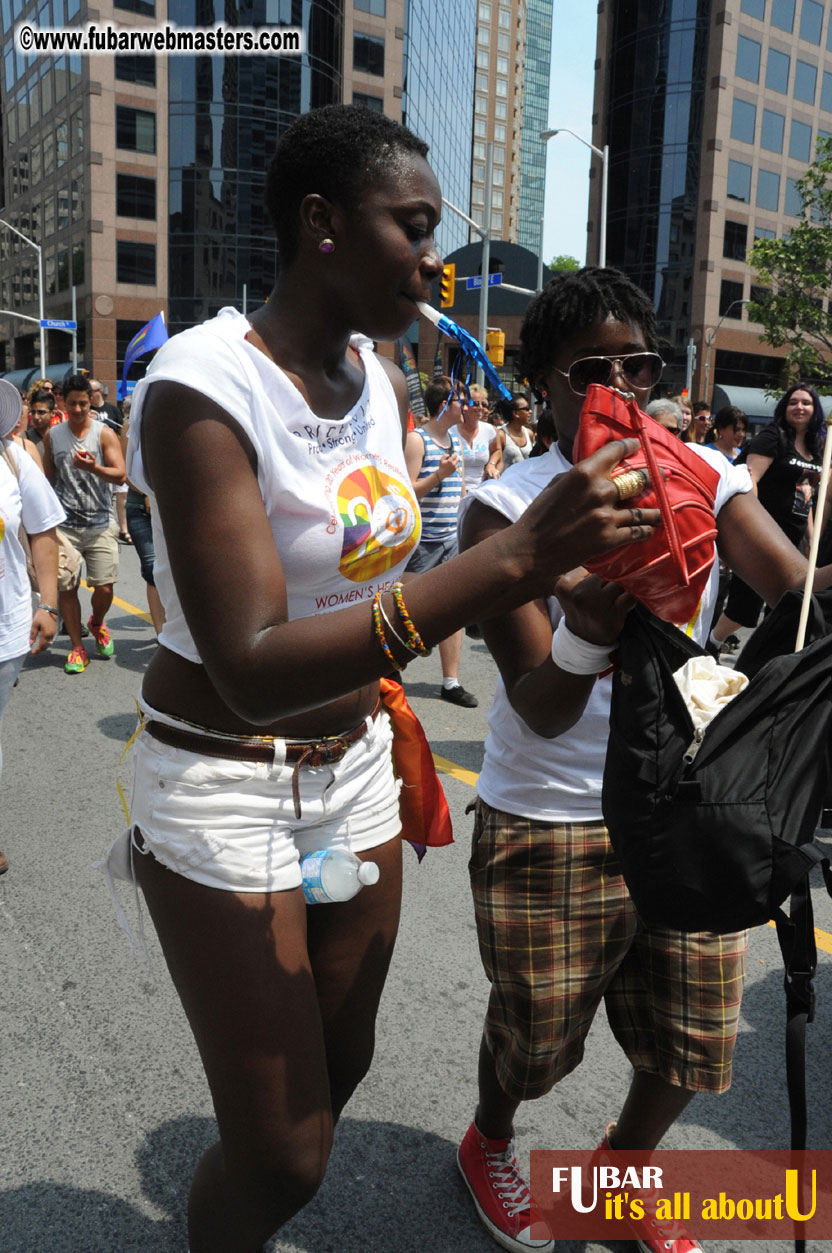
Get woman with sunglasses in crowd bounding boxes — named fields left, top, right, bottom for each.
left=114, top=114, right=660, bottom=1253
left=456, top=266, right=832, bottom=1253
left=457, top=383, right=504, bottom=481
left=495, top=393, right=534, bottom=468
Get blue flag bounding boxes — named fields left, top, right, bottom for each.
left=119, top=312, right=168, bottom=400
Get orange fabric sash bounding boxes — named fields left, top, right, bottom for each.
left=379, top=678, right=454, bottom=855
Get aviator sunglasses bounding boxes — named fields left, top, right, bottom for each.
left=554, top=352, right=665, bottom=397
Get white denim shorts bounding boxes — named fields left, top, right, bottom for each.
left=114, top=698, right=402, bottom=894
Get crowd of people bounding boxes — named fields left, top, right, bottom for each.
left=3, top=103, right=831, bottom=1253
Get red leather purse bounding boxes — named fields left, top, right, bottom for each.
left=572, top=384, right=721, bottom=624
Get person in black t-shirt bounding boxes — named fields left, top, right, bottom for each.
left=710, top=382, right=824, bottom=648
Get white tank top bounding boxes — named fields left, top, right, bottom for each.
left=127, top=308, right=421, bottom=664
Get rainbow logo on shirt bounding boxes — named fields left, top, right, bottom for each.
left=337, top=464, right=420, bottom=582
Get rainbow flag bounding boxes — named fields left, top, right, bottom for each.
left=119, top=312, right=168, bottom=400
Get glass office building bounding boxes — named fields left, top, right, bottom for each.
left=167, top=0, right=342, bottom=336
left=403, top=0, right=476, bottom=255
left=517, top=0, right=552, bottom=252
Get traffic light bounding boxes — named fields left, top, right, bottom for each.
left=486, top=329, right=505, bottom=367
left=440, top=263, right=456, bottom=308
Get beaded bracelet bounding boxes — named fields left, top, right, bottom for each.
left=378, top=593, right=418, bottom=658
left=390, top=581, right=431, bottom=656
left=372, top=591, right=399, bottom=668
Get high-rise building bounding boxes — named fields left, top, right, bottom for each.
left=469, top=0, right=552, bottom=250
left=1, top=0, right=478, bottom=387
left=590, top=0, right=832, bottom=400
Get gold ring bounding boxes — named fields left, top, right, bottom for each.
left=613, top=469, right=648, bottom=502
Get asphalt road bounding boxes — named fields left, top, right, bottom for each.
left=1, top=549, right=830, bottom=1252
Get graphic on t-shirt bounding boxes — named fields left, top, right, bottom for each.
left=337, top=464, right=420, bottom=582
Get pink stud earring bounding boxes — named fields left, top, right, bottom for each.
left=319, top=238, right=335, bottom=254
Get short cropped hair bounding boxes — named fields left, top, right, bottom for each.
left=63, top=372, right=92, bottom=398
left=424, top=376, right=453, bottom=417
left=519, top=267, right=659, bottom=392
left=265, top=105, right=429, bottom=264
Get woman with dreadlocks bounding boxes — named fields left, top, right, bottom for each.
left=457, top=266, right=832, bottom=1253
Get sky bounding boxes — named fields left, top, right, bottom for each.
left=541, top=5, right=598, bottom=266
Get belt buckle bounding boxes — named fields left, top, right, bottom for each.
left=318, top=735, right=348, bottom=764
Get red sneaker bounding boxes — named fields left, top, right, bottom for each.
left=597, top=1125, right=702, bottom=1253
left=457, top=1121, right=554, bottom=1252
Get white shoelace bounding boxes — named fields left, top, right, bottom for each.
left=486, top=1141, right=532, bottom=1219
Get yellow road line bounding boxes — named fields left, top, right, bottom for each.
left=81, top=579, right=152, bottom=625
left=433, top=752, right=832, bottom=955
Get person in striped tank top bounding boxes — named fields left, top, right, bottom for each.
left=404, top=376, right=478, bottom=707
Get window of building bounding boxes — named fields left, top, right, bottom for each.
left=72, top=240, right=84, bottom=285
left=117, top=240, right=156, bottom=285
left=720, top=279, right=745, bottom=316
left=115, top=0, right=154, bottom=13
left=785, top=176, right=804, bottom=215
left=43, top=130, right=55, bottom=176
left=790, top=118, right=812, bottom=160
left=760, top=108, right=784, bottom=151
left=740, top=0, right=765, bottom=15
left=497, top=54, right=509, bottom=74
left=473, top=140, right=486, bottom=159
left=355, top=0, right=385, bottom=14
left=497, top=31, right=509, bottom=51
left=492, top=190, right=503, bottom=210
left=353, top=34, right=384, bottom=76
left=478, top=1, right=490, bottom=18
left=57, top=247, right=69, bottom=292
left=117, top=172, right=156, bottom=219
left=116, top=105, right=156, bottom=153
left=727, top=159, right=752, bottom=201
left=56, top=119, right=68, bottom=167
left=472, top=185, right=485, bottom=205
left=492, top=166, right=504, bottom=186
left=57, top=186, right=68, bottom=230
left=737, top=35, right=761, bottom=82
left=473, top=162, right=485, bottom=181
left=115, top=54, right=156, bottom=86
left=477, top=49, right=489, bottom=68
left=724, top=220, right=749, bottom=261
left=353, top=91, right=383, bottom=111
left=498, top=6, right=510, bottom=26
left=766, top=48, right=790, bottom=93
left=757, top=168, right=781, bottom=211
left=44, top=195, right=55, bottom=237
left=493, top=144, right=505, bottom=164
left=475, top=94, right=488, bottom=114
left=477, top=26, right=489, bottom=44
left=822, top=70, right=832, bottom=111
left=494, top=122, right=506, bottom=142
left=41, top=66, right=53, bottom=114
left=794, top=59, right=817, bottom=103
left=474, top=117, right=487, bottom=137
left=476, top=72, right=488, bottom=90
left=71, top=109, right=83, bottom=156
left=495, top=78, right=507, bottom=97
left=754, top=224, right=776, bottom=239
left=31, top=141, right=41, bottom=186
left=731, top=97, right=757, bottom=143
left=800, top=0, right=823, bottom=42
left=494, top=100, right=507, bottom=119
left=71, top=173, right=82, bottom=220
left=771, top=0, right=795, bottom=30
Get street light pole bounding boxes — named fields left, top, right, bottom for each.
left=442, top=144, right=493, bottom=388
left=540, top=128, right=609, bottom=268
left=0, top=217, right=45, bottom=369
left=703, top=299, right=751, bottom=403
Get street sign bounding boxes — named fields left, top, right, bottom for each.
left=465, top=273, right=504, bottom=291
left=40, top=318, right=76, bottom=330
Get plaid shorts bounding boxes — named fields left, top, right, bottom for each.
left=469, top=799, right=748, bottom=1102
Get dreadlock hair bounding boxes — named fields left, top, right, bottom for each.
left=266, top=105, right=429, bottom=265
left=518, top=267, right=659, bottom=395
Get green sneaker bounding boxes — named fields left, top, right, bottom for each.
left=65, top=645, right=89, bottom=674
left=88, top=616, right=114, bottom=658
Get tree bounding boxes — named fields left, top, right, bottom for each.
left=748, top=136, right=832, bottom=387
left=547, top=254, right=581, bottom=272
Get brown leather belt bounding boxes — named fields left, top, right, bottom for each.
left=143, top=700, right=382, bottom=819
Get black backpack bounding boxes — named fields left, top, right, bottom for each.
left=603, top=593, right=832, bottom=1176
left=603, top=596, right=832, bottom=934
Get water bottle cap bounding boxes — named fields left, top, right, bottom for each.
left=357, top=860, right=380, bottom=886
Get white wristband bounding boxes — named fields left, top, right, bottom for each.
left=550, top=619, right=616, bottom=675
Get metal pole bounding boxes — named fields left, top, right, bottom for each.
left=36, top=242, right=45, bottom=369
left=599, top=144, right=609, bottom=268
left=477, top=142, right=493, bottom=389
left=71, top=285, right=78, bottom=372
left=536, top=215, right=545, bottom=293
left=242, top=283, right=247, bottom=316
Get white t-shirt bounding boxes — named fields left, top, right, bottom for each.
left=0, top=443, right=65, bottom=662
left=458, top=443, right=753, bottom=821
left=457, top=419, right=498, bottom=483
left=127, top=308, right=421, bottom=664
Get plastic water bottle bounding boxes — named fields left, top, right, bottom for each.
left=300, top=849, right=380, bottom=904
